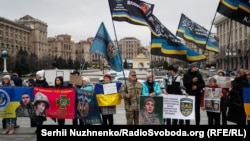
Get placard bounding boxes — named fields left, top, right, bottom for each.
left=69, top=75, right=82, bottom=86
left=103, top=83, right=117, bottom=94
left=162, top=94, right=195, bottom=120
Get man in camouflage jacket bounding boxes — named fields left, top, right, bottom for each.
left=120, top=70, right=142, bottom=125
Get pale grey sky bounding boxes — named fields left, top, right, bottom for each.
left=0, top=0, right=220, bottom=46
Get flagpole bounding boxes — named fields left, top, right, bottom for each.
left=150, top=52, right=154, bottom=76
left=108, top=1, right=129, bottom=91
left=226, top=19, right=233, bottom=76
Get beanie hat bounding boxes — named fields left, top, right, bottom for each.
left=3, top=75, right=11, bottom=80
left=36, top=70, right=45, bottom=78
left=144, top=97, right=155, bottom=105
left=82, top=76, right=90, bottom=83
left=189, top=62, right=198, bottom=69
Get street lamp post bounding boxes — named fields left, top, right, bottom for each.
left=225, top=49, right=230, bottom=76
left=1, top=50, right=8, bottom=73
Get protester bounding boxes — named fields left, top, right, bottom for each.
left=70, top=70, right=83, bottom=126
left=201, top=77, right=226, bottom=125
left=98, top=74, right=118, bottom=125
left=142, top=73, right=161, bottom=97
left=120, top=70, right=142, bottom=125
left=164, top=65, right=188, bottom=125
left=245, top=70, right=250, bottom=125
left=183, top=62, right=205, bottom=125
left=32, top=69, right=49, bottom=128
left=217, top=70, right=229, bottom=125
left=34, top=70, right=49, bottom=87
left=53, top=76, right=66, bottom=125
left=77, top=76, right=94, bottom=125
left=1, top=75, right=15, bottom=135
left=27, top=78, right=35, bottom=87
left=11, top=72, right=23, bottom=87
left=227, top=69, right=248, bottom=125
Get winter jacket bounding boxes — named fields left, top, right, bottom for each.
left=120, top=79, right=142, bottom=112
left=141, top=81, right=161, bottom=96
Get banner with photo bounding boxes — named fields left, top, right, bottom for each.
left=0, top=87, right=34, bottom=118
left=34, top=87, right=76, bottom=119
left=162, top=94, right=195, bottom=120
left=139, top=96, right=163, bottom=125
left=204, top=87, right=221, bottom=113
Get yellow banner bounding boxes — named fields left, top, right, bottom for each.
left=96, top=93, right=121, bottom=107
left=244, top=103, right=250, bottom=120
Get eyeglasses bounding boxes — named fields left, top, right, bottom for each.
left=131, top=75, right=136, bottom=76
left=22, top=96, right=29, bottom=99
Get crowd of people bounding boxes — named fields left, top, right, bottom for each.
left=1, top=64, right=250, bottom=135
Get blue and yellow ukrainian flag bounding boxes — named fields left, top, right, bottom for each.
left=243, top=88, right=250, bottom=120
left=95, top=82, right=122, bottom=107
left=0, top=87, right=33, bottom=118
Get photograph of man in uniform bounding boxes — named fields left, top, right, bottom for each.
left=139, top=97, right=162, bottom=125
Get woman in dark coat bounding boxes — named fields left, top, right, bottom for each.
left=53, top=76, right=66, bottom=125
left=227, top=69, right=248, bottom=125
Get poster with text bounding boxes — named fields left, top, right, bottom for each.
left=162, top=94, right=195, bottom=120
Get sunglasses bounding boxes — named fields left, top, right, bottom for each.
left=131, top=75, right=136, bottom=76
left=22, top=96, right=30, bottom=99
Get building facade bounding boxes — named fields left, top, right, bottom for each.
left=0, top=15, right=154, bottom=70
left=214, top=15, right=250, bottom=71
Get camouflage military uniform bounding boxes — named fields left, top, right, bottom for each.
left=120, top=79, right=142, bottom=125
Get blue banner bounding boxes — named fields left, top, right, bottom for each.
left=0, top=87, right=34, bottom=118
left=75, top=88, right=102, bottom=125
left=90, top=22, right=123, bottom=72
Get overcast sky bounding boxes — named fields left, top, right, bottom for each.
left=0, top=0, right=220, bottom=46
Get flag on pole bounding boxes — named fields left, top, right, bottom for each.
left=176, top=13, right=220, bottom=53
left=90, top=22, right=122, bottom=72
left=108, top=0, right=158, bottom=36
left=217, top=0, right=250, bottom=27
left=150, top=15, right=206, bottom=63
